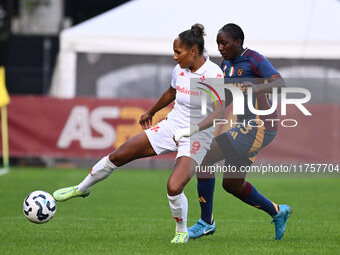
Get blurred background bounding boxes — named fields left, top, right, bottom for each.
left=0, top=0, right=339, bottom=169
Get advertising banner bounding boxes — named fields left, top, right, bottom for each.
left=1, top=96, right=339, bottom=163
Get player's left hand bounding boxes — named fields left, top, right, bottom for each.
left=173, top=124, right=199, bottom=145
left=240, top=81, right=259, bottom=93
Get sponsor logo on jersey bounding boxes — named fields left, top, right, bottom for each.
left=179, top=72, right=185, bottom=76
left=177, top=86, right=202, bottom=96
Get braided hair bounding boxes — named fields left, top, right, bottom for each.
left=178, top=23, right=206, bottom=55
left=219, top=23, right=244, bottom=46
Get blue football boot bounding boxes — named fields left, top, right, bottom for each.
left=188, top=219, right=216, bottom=239
left=271, top=204, right=292, bottom=240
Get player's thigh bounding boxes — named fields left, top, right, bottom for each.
left=224, top=124, right=276, bottom=155
left=217, top=125, right=257, bottom=156
left=176, top=136, right=214, bottom=179
left=195, top=139, right=224, bottom=179
left=167, top=156, right=196, bottom=196
left=223, top=157, right=251, bottom=178
left=201, top=139, right=225, bottom=166
left=109, top=131, right=156, bottom=166
left=144, top=119, right=177, bottom=154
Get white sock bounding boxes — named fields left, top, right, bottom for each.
left=77, top=156, right=117, bottom=193
left=167, top=192, right=188, bottom=233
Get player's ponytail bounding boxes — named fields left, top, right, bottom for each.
left=178, top=23, right=206, bottom=55
left=191, top=23, right=206, bottom=37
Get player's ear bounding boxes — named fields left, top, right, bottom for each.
left=235, top=39, right=242, bottom=47
left=191, top=46, right=199, bottom=57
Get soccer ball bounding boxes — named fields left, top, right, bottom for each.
left=23, top=190, right=56, bottom=224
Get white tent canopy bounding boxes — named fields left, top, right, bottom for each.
left=51, top=0, right=340, bottom=98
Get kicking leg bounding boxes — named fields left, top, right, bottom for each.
left=53, top=132, right=156, bottom=201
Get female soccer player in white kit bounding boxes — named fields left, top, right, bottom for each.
left=53, top=24, right=224, bottom=243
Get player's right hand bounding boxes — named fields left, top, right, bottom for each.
left=173, top=124, right=199, bottom=143
left=138, top=111, right=154, bottom=130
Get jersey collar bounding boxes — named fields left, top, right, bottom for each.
left=187, top=56, right=209, bottom=75
left=230, top=48, right=248, bottom=63
left=240, top=47, right=249, bottom=56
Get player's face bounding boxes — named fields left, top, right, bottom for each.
left=173, top=37, right=195, bottom=69
left=217, top=31, right=242, bottom=60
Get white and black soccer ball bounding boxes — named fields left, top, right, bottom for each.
left=23, top=190, right=56, bottom=224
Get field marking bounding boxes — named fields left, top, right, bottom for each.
left=0, top=167, right=9, bottom=176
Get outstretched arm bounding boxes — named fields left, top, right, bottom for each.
left=196, top=100, right=225, bottom=131
left=139, top=85, right=176, bottom=129
left=241, top=73, right=286, bottom=93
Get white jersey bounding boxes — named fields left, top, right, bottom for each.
left=145, top=57, right=224, bottom=164
left=167, top=57, right=224, bottom=145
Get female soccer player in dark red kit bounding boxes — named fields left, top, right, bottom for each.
left=188, top=23, right=291, bottom=241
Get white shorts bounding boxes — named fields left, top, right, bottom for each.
left=144, top=118, right=211, bottom=166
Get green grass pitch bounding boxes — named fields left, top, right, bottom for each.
left=0, top=167, right=339, bottom=254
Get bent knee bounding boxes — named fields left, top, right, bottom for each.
left=167, top=180, right=184, bottom=196
left=222, top=181, right=235, bottom=194
left=222, top=179, right=245, bottom=195
left=108, top=153, right=122, bottom=166
left=109, top=150, right=131, bottom=167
